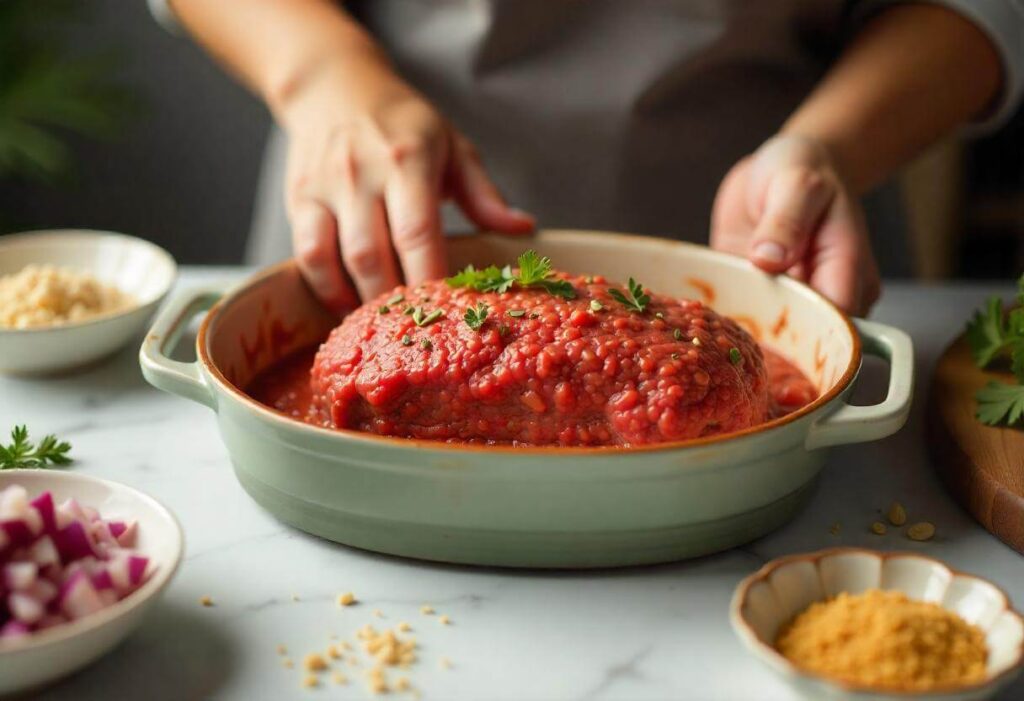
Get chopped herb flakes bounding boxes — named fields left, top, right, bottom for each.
left=401, top=334, right=413, bottom=346
left=445, top=250, right=576, bottom=299
left=378, top=305, right=390, bottom=315
left=673, top=328, right=683, bottom=341
left=498, top=324, right=510, bottom=337
left=420, top=339, right=433, bottom=350
left=386, top=293, right=405, bottom=305
left=411, top=306, right=444, bottom=327
left=508, top=309, right=526, bottom=318
left=589, top=300, right=603, bottom=313
left=729, top=347, right=742, bottom=365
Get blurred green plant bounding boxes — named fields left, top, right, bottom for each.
left=0, top=0, right=134, bottom=184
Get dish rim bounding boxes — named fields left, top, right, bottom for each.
left=730, top=546, right=1024, bottom=697
left=0, top=229, right=177, bottom=336
left=195, top=230, right=863, bottom=455
left=0, top=469, right=185, bottom=656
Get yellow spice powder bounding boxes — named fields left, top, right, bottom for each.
left=776, top=589, right=987, bottom=692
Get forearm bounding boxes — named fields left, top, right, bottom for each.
left=168, top=0, right=393, bottom=120
left=783, top=4, right=1002, bottom=195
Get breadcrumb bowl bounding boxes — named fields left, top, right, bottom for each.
left=0, top=230, right=176, bottom=375
left=0, top=470, right=184, bottom=695
left=730, top=548, right=1024, bottom=700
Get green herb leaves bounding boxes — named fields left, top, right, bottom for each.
left=608, top=278, right=650, bottom=313
left=445, top=250, right=576, bottom=299
left=0, top=426, right=72, bottom=470
left=967, top=274, right=1024, bottom=426
left=729, top=347, right=743, bottom=365
left=411, top=306, right=444, bottom=327
left=464, top=302, right=489, bottom=331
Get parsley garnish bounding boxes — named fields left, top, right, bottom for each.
left=673, top=328, right=683, bottom=341
left=0, top=426, right=72, bottom=470
left=464, top=302, right=489, bottom=331
left=729, top=347, right=743, bottom=365
left=608, top=278, right=650, bottom=313
left=420, top=339, right=433, bottom=350
left=401, top=334, right=413, bottom=346
left=967, top=274, right=1024, bottom=426
left=445, top=250, right=576, bottom=299
left=378, top=305, right=390, bottom=315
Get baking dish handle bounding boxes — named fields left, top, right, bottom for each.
left=804, top=319, right=914, bottom=450
left=139, top=287, right=222, bottom=410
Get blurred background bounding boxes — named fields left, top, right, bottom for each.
left=1, top=0, right=1023, bottom=279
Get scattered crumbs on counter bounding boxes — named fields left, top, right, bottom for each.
left=394, top=676, right=411, bottom=692
left=292, top=594, right=300, bottom=602
left=348, top=656, right=361, bottom=667
left=303, top=653, right=328, bottom=672
left=331, top=671, right=348, bottom=685
left=397, top=621, right=412, bottom=632
left=888, top=502, right=907, bottom=526
left=438, top=615, right=451, bottom=626
left=276, top=644, right=288, bottom=656
left=420, top=605, right=435, bottom=615
left=907, top=522, right=936, bottom=542
left=282, top=658, right=294, bottom=669
left=342, top=641, right=353, bottom=651
left=301, top=674, right=319, bottom=689
left=372, top=608, right=384, bottom=618
left=829, top=522, right=841, bottom=536
left=199, top=595, right=214, bottom=607
left=326, top=644, right=342, bottom=660
left=367, top=663, right=389, bottom=694
left=870, top=522, right=887, bottom=536
left=439, top=656, right=453, bottom=670
left=329, top=633, right=339, bottom=640
left=338, top=592, right=357, bottom=607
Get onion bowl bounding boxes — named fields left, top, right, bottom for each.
left=140, top=230, right=914, bottom=568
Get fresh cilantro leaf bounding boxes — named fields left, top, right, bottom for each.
left=608, top=278, right=650, bottom=313
left=464, top=302, right=489, bottom=331
left=976, top=381, right=1024, bottom=426
left=445, top=251, right=574, bottom=298
left=535, top=279, right=576, bottom=299
left=966, top=296, right=1009, bottom=368
left=0, top=425, right=72, bottom=469
left=516, top=250, right=552, bottom=285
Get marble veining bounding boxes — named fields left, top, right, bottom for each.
left=1, top=268, right=1022, bottom=700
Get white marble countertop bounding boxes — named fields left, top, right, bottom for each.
left=3, top=268, right=1023, bottom=701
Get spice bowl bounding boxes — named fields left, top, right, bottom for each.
left=730, top=548, right=1024, bottom=700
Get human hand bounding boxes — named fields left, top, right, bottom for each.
left=710, top=134, right=881, bottom=316
left=280, top=60, right=534, bottom=312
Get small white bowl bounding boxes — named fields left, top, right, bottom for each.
left=0, top=229, right=177, bottom=375
left=0, top=470, right=184, bottom=695
left=731, top=548, right=1024, bottom=701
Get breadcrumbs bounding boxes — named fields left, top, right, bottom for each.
left=282, top=658, right=294, bottom=669
left=301, top=674, right=319, bottom=688
left=438, top=615, right=451, bottom=625
left=870, top=521, right=887, bottom=536
left=394, top=676, right=411, bottom=692
left=776, top=589, right=987, bottom=691
left=907, top=522, right=936, bottom=541
left=372, top=608, right=384, bottom=618
left=420, top=605, right=435, bottom=615
left=829, top=522, right=841, bottom=536
left=888, top=502, right=907, bottom=526
left=337, top=592, right=357, bottom=606
left=367, top=664, right=389, bottom=694
left=303, top=653, right=328, bottom=672
left=199, top=595, right=214, bottom=607
left=439, top=656, right=452, bottom=670
left=0, top=264, right=133, bottom=329
left=330, top=671, right=348, bottom=685
left=397, top=621, right=412, bottom=632
left=276, top=644, right=288, bottom=655
left=326, top=644, right=342, bottom=660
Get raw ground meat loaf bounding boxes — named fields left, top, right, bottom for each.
left=307, top=273, right=770, bottom=446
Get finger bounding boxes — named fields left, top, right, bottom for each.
left=806, top=198, right=869, bottom=315
left=384, top=151, right=447, bottom=285
left=448, top=137, right=535, bottom=234
left=338, top=183, right=402, bottom=302
left=709, top=159, right=755, bottom=257
left=749, top=166, right=834, bottom=273
left=289, top=199, right=358, bottom=314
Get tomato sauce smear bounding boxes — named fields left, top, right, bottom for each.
left=248, top=275, right=817, bottom=447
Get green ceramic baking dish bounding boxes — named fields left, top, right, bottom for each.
left=139, top=230, right=913, bottom=568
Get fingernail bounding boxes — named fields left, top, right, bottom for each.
left=753, top=241, right=787, bottom=264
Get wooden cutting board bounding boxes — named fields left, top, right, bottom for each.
left=928, top=335, right=1024, bottom=555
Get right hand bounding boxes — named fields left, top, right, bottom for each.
left=279, top=59, right=534, bottom=312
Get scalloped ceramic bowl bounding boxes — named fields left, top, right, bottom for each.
left=0, top=470, right=184, bottom=695
left=731, top=548, right=1024, bottom=700
left=0, top=229, right=177, bottom=375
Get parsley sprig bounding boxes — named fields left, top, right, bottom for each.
left=445, top=250, right=576, bottom=299
left=464, top=302, right=489, bottom=331
left=0, top=426, right=72, bottom=470
left=967, top=274, right=1024, bottom=426
left=608, top=278, right=650, bottom=314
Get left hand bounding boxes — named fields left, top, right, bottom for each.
left=710, top=134, right=881, bottom=316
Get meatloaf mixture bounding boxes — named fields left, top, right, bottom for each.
left=248, top=269, right=817, bottom=447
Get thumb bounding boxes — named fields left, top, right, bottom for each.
left=447, top=136, right=535, bottom=234
left=749, top=165, right=835, bottom=273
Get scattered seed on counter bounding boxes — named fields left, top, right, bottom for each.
left=438, top=615, right=451, bottom=625
left=397, top=621, right=412, bottom=632
left=342, top=641, right=353, bottom=651
left=871, top=522, right=887, bottom=536
left=367, top=664, right=389, bottom=694
left=304, top=653, right=328, bottom=672
left=277, top=644, right=288, bottom=655
left=907, top=522, right=936, bottom=541
left=292, top=594, right=301, bottom=602
left=282, top=658, right=294, bottom=669
left=331, top=671, right=348, bottom=685
left=301, top=674, right=319, bottom=689
left=199, top=595, right=214, bottom=607
left=888, top=502, right=907, bottom=526
left=829, top=522, right=841, bottom=536
left=372, top=608, right=384, bottom=618
left=420, top=605, right=435, bottom=615
left=394, top=676, right=411, bottom=692
left=439, top=656, right=453, bottom=670
left=338, top=592, right=357, bottom=607
left=326, top=644, right=342, bottom=660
